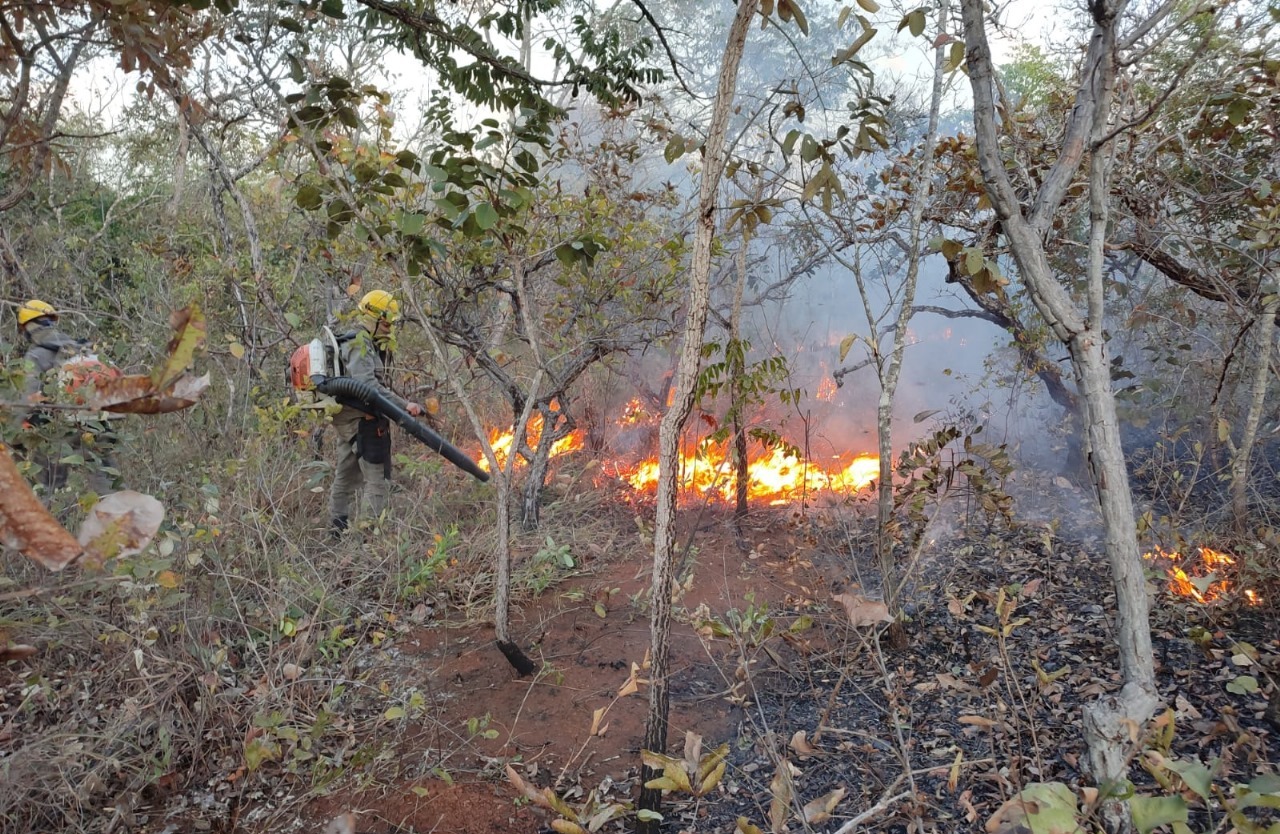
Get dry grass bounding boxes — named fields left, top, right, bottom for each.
left=0, top=397, right=629, bottom=833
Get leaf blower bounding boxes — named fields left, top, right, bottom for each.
left=314, top=376, right=490, bottom=483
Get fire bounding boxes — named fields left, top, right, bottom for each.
left=622, top=442, right=879, bottom=504
left=477, top=399, right=881, bottom=505
left=481, top=414, right=585, bottom=472
left=816, top=376, right=838, bottom=402
left=1142, top=545, right=1259, bottom=605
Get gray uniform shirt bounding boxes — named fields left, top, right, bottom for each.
left=14, top=322, right=83, bottom=425
left=338, top=327, right=409, bottom=412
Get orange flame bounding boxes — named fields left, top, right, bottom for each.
left=479, top=400, right=881, bottom=505
left=1142, top=546, right=1257, bottom=604
left=481, top=414, right=585, bottom=472
left=816, top=376, right=838, bottom=402
left=622, top=442, right=879, bottom=504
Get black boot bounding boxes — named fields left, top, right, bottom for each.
left=328, top=515, right=349, bottom=540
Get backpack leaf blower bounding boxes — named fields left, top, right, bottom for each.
left=315, top=376, right=490, bottom=483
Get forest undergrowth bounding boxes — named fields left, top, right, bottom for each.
left=2, top=406, right=1278, bottom=834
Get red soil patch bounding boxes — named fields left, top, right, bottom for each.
left=301, top=510, right=841, bottom=833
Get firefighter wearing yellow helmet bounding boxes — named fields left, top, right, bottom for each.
left=13, top=299, right=81, bottom=424
left=327, top=290, right=424, bottom=537
left=11, top=299, right=119, bottom=494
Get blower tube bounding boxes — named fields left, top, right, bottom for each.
left=315, top=376, right=490, bottom=483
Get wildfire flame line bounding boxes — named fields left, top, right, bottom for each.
left=480, top=401, right=879, bottom=503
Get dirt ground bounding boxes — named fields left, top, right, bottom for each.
left=278, top=486, right=1279, bottom=834
left=298, top=505, right=838, bottom=834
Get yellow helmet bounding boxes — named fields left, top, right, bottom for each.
left=357, top=289, right=400, bottom=323
left=17, top=299, right=58, bottom=327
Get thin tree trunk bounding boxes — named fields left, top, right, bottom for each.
left=638, top=2, right=755, bottom=830
left=412, top=297, right=539, bottom=676
left=168, top=109, right=191, bottom=217
left=874, top=0, right=949, bottom=648
left=961, top=0, right=1160, bottom=828
left=1230, top=290, right=1277, bottom=533
left=730, top=212, right=751, bottom=521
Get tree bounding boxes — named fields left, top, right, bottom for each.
left=638, top=0, right=760, bottom=829
left=960, top=0, right=1168, bottom=825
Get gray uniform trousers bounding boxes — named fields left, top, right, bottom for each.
left=328, top=405, right=391, bottom=522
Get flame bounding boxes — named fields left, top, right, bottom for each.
left=816, top=376, right=838, bottom=402
left=622, top=442, right=879, bottom=504
left=478, top=398, right=881, bottom=505
left=1141, top=546, right=1257, bottom=604
left=481, top=414, right=585, bottom=472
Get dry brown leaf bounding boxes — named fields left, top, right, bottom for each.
left=77, top=491, right=165, bottom=568
left=958, top=715, right=1000, bottom=730
left=0, top=444, right=83, bottom=571
left=1021, top=577, right=1043, bottom=597
left=0, top=642, right=38, bottom=662
left=590, top=707, right=607, bottom=737
left=505, top=764, right=546, bottom=806
left=97, top=372, right=210, bottom=414
left=832, top=592, right=893, bottom=627
left=789, top=729, right=818, bottom=757
left=769, top=762, right=794, bottom=834
left=801, top=786, right=846, bottom=824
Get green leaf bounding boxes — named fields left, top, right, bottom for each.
left=664, top=135, right=686, bottom=164
left=1226, top=675, right=1259, bottom=695
left=945, top=41, right=966, bottom=73
left=384, top=706, right=406, bottom=720
left=319, top=0, right=345, bottom=18
left=327, top=199, right=354, bottom=222
left=295, top=185, right=323, bottom=211
left=635, top=810, right=663, bottom=822
left=244, top=736, right=280, bottom=772
left=399, top=213, right=427, bottom=236
left=279, top=17, right=304, bottom=34
left=1131, top=795, right=1188, bottom=834
left=898, top=8, right=926, bottom=36
left=1226, top=97, right=1251, bottom=126
left=963, top=246, right=984, bottom=275
left=474, top=202, right=499, bottom=231
left=1164, top=759, right=1214, bottom=800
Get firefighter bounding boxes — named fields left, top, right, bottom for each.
left=328, top=290, right=424, bottom=537
left=10, top=299, right=119, bottom=494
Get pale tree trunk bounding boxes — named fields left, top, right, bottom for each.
left=1230, top=288, right=1277, bottom=533
left=961, top=0, right=1159, bottom=828
left=168, top=109, right=191, bottom=218
left=408, top=290, right=540, bottom=676
left=874, top=0, right=949, bottom=646
left=730, top=203, right=752, bottom=522
left=638, top=2, right=756, bottom=829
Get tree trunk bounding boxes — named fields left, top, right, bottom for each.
left=168, top=107, right=191, bottom=218
left=874, top=0, right=949, bottom=646
left=1230, top=289, right=1277, bottom=534
left=638, top=3, right=755, bottom=830
left=961, top=0, right=1160, bottom=827
left=730, top=221, right=751, bottom=521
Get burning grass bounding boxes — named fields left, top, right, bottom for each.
left=482, top=400, right=880, bottom=506
left=1142, top=545, right=1262, bottom=606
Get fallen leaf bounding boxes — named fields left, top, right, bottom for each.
left=832, top=592, right=893, bottom=627
left=802, top=786, right=846, bottom=824
left=789, top=730, right=818, bottom=757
